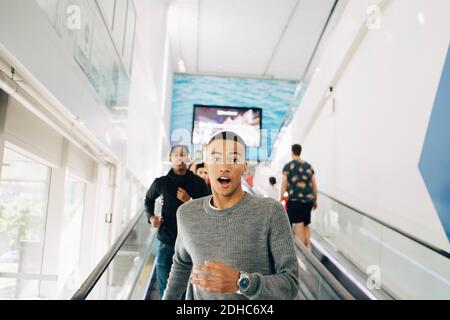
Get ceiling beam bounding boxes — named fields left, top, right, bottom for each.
left=195, top=0, right=201, bottom=73
left=299, top=0, right=340, bottom=82
left=262, top=0, right=301, bottom=77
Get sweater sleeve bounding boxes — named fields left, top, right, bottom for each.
left=162, top=212, right=193, bottom=300
left=242, top=202, right=299, bottom=300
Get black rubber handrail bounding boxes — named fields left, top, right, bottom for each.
left=243, top=181, right=355, bottom=299
left=318, top=191, right=450, bottom=259
left=71, top=210, right=147, bottom=300
left=295, top=238, right=355, bottom=300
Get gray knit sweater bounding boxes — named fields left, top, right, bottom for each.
left=162, top=193, right=299, bottom=300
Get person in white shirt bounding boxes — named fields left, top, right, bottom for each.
left=267, top=176, right=279, bottom=200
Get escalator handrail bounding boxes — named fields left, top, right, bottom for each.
left=71, top=209, right=147, bottom=300
left=241, top=179, right=257, bottom=196
left=318, top=191, right=450, bottom=259
left=295, top=238, right=355, bottom=300
left=242, top=181, right=354, bottom=299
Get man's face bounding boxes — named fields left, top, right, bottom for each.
left=205, top=139, right=247, bottom=197
left=171, top=146, right=189, bottom=171
left=196, top=167, right=209, bottom=183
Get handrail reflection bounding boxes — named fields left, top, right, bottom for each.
left=318, top=191, right=450, bottom=259
left=71, top=210, right=148, bottom=300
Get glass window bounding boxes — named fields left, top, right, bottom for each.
left=56, top=175, right=86, bottom=299
left=112, top=0, right=128, bottom=54
left=123, top=0, right=136, bottom=74
left=0, top=148, right=50, bottom=299
left=36, top=0, right=60, bottom=27
left=97, top=0, right=116, bottom=30
left=120, top=172, right=132, bottom=231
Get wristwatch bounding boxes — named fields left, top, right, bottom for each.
left=236, top=272, right=251, bottom=294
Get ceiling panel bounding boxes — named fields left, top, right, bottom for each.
left=168, top=1, right=199, bottom=73
left=168, top=0, right=338, bottom=80
left=266, top=0, right=337, bottom=79
left=198, top=0, right=298, bottom=76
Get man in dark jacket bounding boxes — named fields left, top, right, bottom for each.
left=145, top=145, right=209, bottom=298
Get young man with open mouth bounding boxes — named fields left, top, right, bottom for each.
left=163, top=131, right=299, bottom=300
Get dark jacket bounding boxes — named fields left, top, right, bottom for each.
left=145, top=169, right=209, bottom=246
left=206, top=183, right=212, bottom=195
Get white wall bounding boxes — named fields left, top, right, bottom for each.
left=0, top=0, right=174, bottom=297
left=161, top=31, right=174, bottom=162
left=0, top=0, right=172, bottom=186
left=272, top=0, right=450, bottom=252
left=127, top=0, right=173, bottom=185
left=256, top=125, right=293, bottom=197
left=0, top=0, right=126, bottom=161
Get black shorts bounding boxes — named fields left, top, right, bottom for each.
left=287, top=200, right=313, bottom=226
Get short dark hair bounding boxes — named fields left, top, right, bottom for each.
left=196, top=163, right=205, bottom=171
left=269, top=177, right=276, bottom=186
left=169, top=145, right=189, bottom=159
left=207, top=131, right=247, bottom=153
left=292, top=144, right=302, bottom=156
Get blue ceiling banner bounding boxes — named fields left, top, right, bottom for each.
left=419, top=43, right=450, bottom=243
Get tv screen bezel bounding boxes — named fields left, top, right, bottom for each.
left=191, top=104, right=263, bottom=147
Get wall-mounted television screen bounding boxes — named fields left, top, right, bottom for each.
left=192, top=105, right=262, bottom=147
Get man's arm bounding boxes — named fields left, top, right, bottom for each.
left=242, top=202, right=299, bottom=300
left=311, top=175, right=318, bottom=209
left=280, top=173, right=288, bottom=201
left=145, top=179, right=160, bottom=221
left=162, top=214, right=193, bottom=300
left=176, top=177, right=209, bottom=203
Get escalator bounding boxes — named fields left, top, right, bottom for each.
left=244, top=180, right=398, bottom=300
left=73, top=180, right=449, bottom=300
left=72, top=186, right=357, bottom=300
left=245, top=182, right=450, bottom=300
left=71, top=210, right=159, bottom=300
left=72, top=209, right=354, bottom=300
left=294, top=238, right=353, bottom=300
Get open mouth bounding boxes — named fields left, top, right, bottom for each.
left=217, top=177, right=232, bottom=187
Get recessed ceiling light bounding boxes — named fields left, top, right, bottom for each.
left=387, top=32, right=393, bottom=41
left=418, top=12, right=425, bottom=26
left=178, top=59, right=186, bottom=73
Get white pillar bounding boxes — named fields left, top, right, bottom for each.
left=0, top=90, right=9, bottom=179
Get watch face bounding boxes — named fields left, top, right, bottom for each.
left=239, top=277, right=250, bottom=290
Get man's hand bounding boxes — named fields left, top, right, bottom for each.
left=313, top=201, right=318, bottom=210
left=191, top=261, right=240, bottom=294
left=177, top=187, right=192, bottom=203
left=149, top=216, right=163, bottom=228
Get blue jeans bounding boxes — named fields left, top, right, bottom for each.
left=156, top=241, right=175, bottom=299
